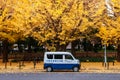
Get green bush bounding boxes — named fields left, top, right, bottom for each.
left=11, top=59, right=19, bottom=62
left=78, top=57, right=115, bottom=62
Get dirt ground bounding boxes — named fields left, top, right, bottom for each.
left=0, top=60, right=120, bottom=73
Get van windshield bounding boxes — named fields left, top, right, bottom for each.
left=65, top=55, right=73, bottom=60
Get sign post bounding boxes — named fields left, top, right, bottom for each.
left=104, top=44, right=107, bottom=69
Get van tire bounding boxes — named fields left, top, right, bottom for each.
left=73, top=67, right=79, bottom=72
left=46, top=67, right=52, bottom=72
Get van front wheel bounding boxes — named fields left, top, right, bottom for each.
left=46, top=67, right=52, bottom=72
left=73, top=67, right=79, bottom=72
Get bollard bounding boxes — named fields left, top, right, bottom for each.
left=107, top=62, right=109, bottom=70
left=103, top=62, right=108, bottom=69
left=102, top=62, right=104, bottom=67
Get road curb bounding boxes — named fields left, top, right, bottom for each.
left=0, top=68, right=120, bottom=73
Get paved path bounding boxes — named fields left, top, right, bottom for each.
left=0, top=62, right=120, bottom=73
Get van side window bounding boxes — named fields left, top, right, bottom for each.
left=54, top=55, right=63, bottom=59
left=65, top=55, right=73, bottom=60
left=47, top=54, right=53, bottom=59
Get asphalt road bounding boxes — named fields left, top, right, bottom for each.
left=0, top=73, right=120, bottom=80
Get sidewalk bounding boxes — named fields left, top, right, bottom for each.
left=0, top=61, right=120, bottom=73
left=81, top=62, right=120, bottom=73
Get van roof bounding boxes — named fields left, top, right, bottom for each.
left=45, top=52, right=71, bottom=54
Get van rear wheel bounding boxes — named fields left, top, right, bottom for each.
left=73, top=67, right=79, bottom=72
left=46, top=67, right=52, bottom=72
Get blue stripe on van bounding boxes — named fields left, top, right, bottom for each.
left=44, top=63, right=80, bottom=70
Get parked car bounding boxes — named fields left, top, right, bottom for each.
left=44, top=52, right=80, bottom=72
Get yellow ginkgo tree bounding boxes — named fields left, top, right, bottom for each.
left=111, top=0, right=120, bottom=61
left=0, top=0, right=35, bottom=62
left=30, top=0, right=91, bottom=51
left=96, top=0, right=120, bottom=61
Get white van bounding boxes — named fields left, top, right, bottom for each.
left=44, top=52, right=80, bottom=72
